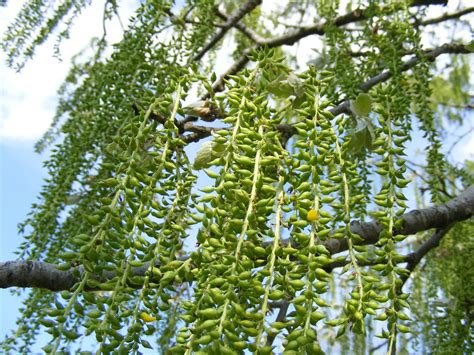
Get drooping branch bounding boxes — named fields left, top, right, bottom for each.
left=265, top=223, right=456, bottom=347
left=1, top=185, right=472, bottom=291
left=211, top=42, right=470, bottom=143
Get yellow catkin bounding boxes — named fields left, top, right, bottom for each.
left=140, top=312, right=156, bottom=322
left=306, top=209, right=318, bottom=222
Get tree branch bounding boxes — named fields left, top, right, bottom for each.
left=210, top=0, right=452, bottom=92
left=405, top=162, right=453, bottom=198
left=1, top=185, right=472, bottom=291
left=210, top=46, right=255, bottom=93
left=274, top=42, right=471, bottom=134
left=416, top=6, right=474, bottom=26
left=323, top=184, right=473, bottom=255
left=192, top=0, right=262, bottom=62
left=447, top=127, right=474, bottom=156
left=358, top=43, right=470, bottom=92
left=215, top=8, right=265, bottom=44
left=266, top=300, right=289, bottom=346
left=0, top=260, right=76, bottom=291
left=321, top=224, right=454, bottom=274
left=399, top=224, right=453, bottom=289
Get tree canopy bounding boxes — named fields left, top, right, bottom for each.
left=1, top=0, right=473, bottom=354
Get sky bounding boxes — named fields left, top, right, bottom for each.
left=0, top=0, right=473, bottom=352
left=0, top=0, right=141, bottom=349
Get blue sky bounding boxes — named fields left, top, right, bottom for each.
left=0, top=0, right=473, bottom=352
left=0, top=143, right=46, bottom=338
left=0, top=0, right=141, bottom=349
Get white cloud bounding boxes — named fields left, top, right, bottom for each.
left=0, top=0, right=139, bottom=142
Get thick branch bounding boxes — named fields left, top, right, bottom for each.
left=0, top=260, right=78, bottom=291
left=1, top=185, right=472, bottom=291
left=323, top=184, right=474, bottom=255
left=322, top=224, right=454, bottom=273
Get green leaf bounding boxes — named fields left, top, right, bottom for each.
left=267, top=72, right=303, bottom=98
left=351, top=93, right=372, bottom=116
left=347, top=117, right=376, bottom=153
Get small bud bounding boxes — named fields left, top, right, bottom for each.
left=193, top=141, right=214, bottom=170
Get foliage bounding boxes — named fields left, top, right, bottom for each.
left=1, top=0, right=473, bottom=354
left=410, top=222, right=474, bottom=354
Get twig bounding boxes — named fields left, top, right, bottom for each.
left=405, top=163, right=452, bottom=198
left=358, top=43, right=469, bottom=92
left=210, top=0, right=464, bottom=95
left=162, top=8, right=227, bottom=28
left=447, top=127, right=474, bottom=156
left=399, top=224, right=454, bottom=290
left=416, top=6, right=474, bottom=27
left=370, top=339, right=388, bottom=353
left=266, top=300, right=289, bottom=346
left=210, top=46, right=255, bottom=93
left=215, top=9, right=264, bottom=44
left=192, top=0, right=262, bottom=62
